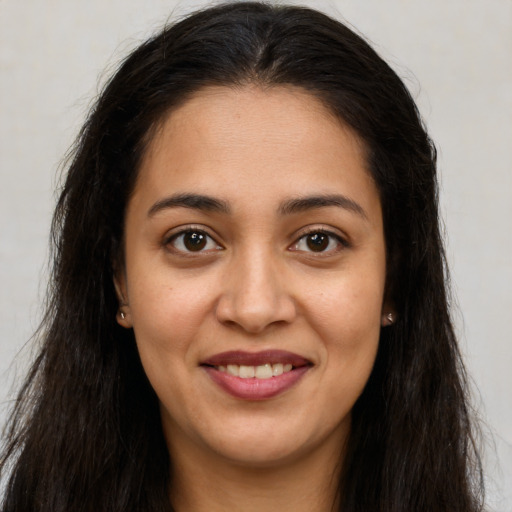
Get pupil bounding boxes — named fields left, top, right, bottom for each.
left=306, top=233, right=328, bottom=252
left=184, top=232, right=206, bottom=251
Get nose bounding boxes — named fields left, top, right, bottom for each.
left=215, top=247, right=297, bottom=334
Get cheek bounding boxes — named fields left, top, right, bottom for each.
left=127, top=276, right=212, bottom=413
left=306, top=269, right=383, bottom=383
left=128, top=270, right=216, bottom=360
left=307, top=269, right=384, bottom=337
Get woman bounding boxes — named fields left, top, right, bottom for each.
left=0, top=2, right=484, bottom=511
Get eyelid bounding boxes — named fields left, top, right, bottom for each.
left=289, top=226, right=349, bottom=254
left=162, top=224, right=348, bottom=255
left=163, top=225, right=224, bottom=253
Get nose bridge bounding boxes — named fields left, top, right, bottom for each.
left=238, top=244, right=278, bottom=306
left=216, top=242, right=295, bottom=333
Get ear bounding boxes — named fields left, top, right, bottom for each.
left=114, top=270, right=133, bottom=328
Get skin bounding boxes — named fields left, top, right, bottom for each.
left=116, top=85, right=390, bottom=512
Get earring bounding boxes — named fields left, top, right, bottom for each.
left=382, top=312, right=395, bottom=326
left=120, top=310, right=126, bottom=320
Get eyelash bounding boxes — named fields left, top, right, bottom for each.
left=164, top=226, right=222, bottom=254
left=290, top=228, right=349, bottom=255
left=164, top=226, right=348, bottom=255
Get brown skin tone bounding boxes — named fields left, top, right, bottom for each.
left=116, top=85, right=390, bottom=512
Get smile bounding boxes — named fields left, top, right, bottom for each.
left=216, top=363, right=293, bottom=379
left=201, top=350, right=311, bottom=400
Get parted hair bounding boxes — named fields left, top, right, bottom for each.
left=1, top=2, right=483, bottom=511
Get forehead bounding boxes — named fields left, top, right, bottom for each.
left=145, top=84, right=365, bottom=165
left=133, top=85, right=380, bottom=220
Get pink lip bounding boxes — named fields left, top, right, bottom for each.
left=201, top=350, right=311, bottom=401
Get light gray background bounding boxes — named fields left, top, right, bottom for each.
left=1, top=0, right=511, bottom=509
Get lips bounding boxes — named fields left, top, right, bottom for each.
left=201, top=350, right=311, bottom=400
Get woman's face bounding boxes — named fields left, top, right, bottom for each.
left=117, top=85, right=388, bottom=468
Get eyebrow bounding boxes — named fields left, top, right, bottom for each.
left=147, top=192, right=367, bottom=220
left=147, top=193, right=231, bottom=217
left=279, top=194, right=368, bottom=219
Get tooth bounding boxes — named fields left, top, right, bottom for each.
left=239, top=365, right=255, bottom=378
left=221, top=362, right=295, bottom=378
left=255, top=364, right=273, bottom=379
left=272, top=363, right=284, bottom=376
left=227, top=364, right=239, bottom=377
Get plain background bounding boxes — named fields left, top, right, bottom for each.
left=1, top=0, right=511, bottom=508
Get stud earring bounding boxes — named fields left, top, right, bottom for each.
left=120, top=310, right=126, bottom=320
left=381, top=312, right=395, bottom=327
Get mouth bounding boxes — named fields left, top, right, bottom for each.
left=201, top=350, right=312, bottom=400
left=214, top=362, right=294, bottom=379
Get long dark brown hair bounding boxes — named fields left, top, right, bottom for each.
left=1, top=2, right=483, bottom=511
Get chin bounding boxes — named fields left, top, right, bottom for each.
left=213, top=438, right=313, bottom=468
left=197, top=413, right=349, bottom=469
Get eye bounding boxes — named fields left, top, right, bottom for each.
left=290, top=230, right=346, bottom=254
left=167, top=229, right=222, bottom=253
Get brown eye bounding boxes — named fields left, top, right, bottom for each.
left=183, top=231, right=207, bottom=251
left=168, top=230, right=221, bottom=253
left=306, top=233, right=329, bottom=252
left=290, top=230, right=346, bottom=254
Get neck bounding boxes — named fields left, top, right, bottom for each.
left=168, top=433, right=345, bottom=512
